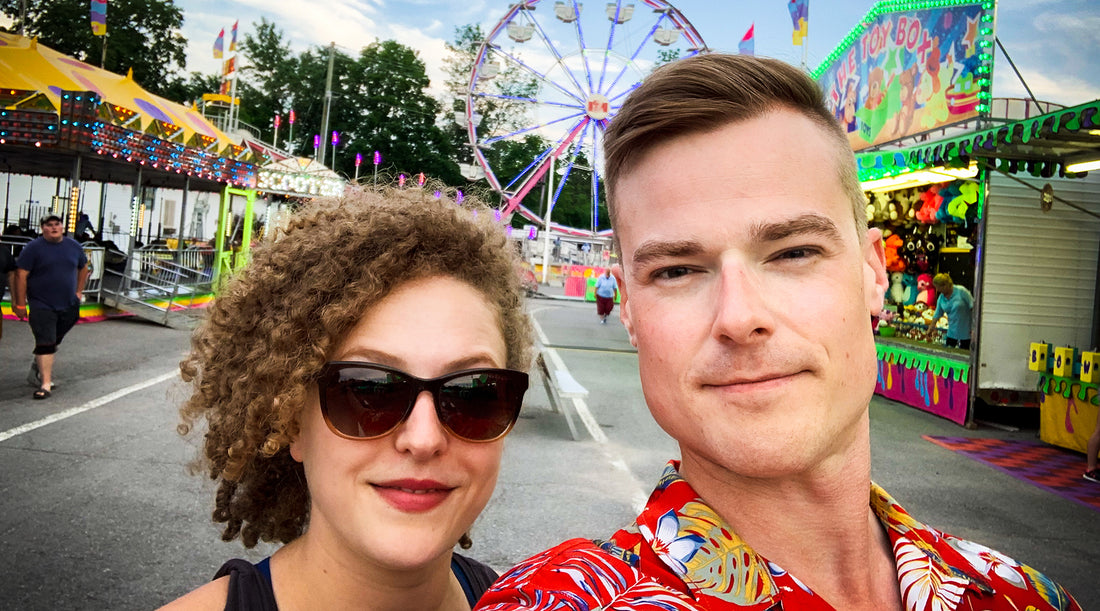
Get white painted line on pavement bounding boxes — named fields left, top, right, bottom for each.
left=528, top=312, right=649, bottom=512
left=0, top=370, right=179, bottom=443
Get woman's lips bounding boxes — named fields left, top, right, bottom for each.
left=372, top=479, right=455, bottom=512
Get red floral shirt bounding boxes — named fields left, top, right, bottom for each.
left=478, top=461, right=1079, bottom=611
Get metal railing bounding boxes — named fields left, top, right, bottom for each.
left=98, top=248, right=215, bottom=326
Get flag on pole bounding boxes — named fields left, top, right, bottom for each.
left=222, top=56, right=237, bottom=77
left=738, top=24, right=755, bottom=55
left=788, top=0, right=808, bottom=46
left=213, top=28, right=225, bottom=58
left=229, top=20, right=239, bottom=52
left=219, top=79, right=230, bottom=95
left=90, top=0, right=107, bottom=36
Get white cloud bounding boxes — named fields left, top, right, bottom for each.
left=387, top=23, right=450, bottom=93
left=994, top=67, right=1100, bottom=107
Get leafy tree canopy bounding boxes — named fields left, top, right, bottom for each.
left=0, top=0, right=187, bottom=98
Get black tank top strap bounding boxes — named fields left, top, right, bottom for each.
left=213, top=558, right=278, bottom=611
left=451, top=553, right=499, bottom=607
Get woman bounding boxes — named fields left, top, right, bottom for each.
left=162, top=186, right=533, bottom=610
left=924, top=272, right=974, bottom=349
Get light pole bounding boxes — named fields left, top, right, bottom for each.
left=287, top=109, right=295, bottom=153
left=354, top=153, right=362, bottom=181
left=541, top=155, right=556, bottom=285
left=373, top=151, right=381, bottom=188
left=330, top=131, right=339, bottom=170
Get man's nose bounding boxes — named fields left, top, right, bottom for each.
left=709, top=264, right=774, bottom=344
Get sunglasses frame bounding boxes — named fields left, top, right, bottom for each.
left=317, top=361, right=528, bottom=443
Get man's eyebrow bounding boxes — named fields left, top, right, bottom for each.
left=631, top=239, right=704, bottom=268
left=749, top=213, right=843, bottom=243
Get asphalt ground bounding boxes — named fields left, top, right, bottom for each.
left=0, top=296, right=1096, bottom=609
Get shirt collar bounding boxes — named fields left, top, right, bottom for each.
left=631, top=462, right=981, bottom=608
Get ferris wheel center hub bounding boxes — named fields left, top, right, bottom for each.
left=585, top=94, right=611, bottom=120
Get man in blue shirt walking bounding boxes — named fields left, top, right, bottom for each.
left=12, top=215, right=89, bottom=399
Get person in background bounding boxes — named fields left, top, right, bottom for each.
left=74, top=212, right=95, bottom=239
left=594, top=267, right=618, bottom=324
left=925, top=272, right=974, bottom=349
left=1084, top=410, right=1100, bottom=483
left=477, top=53, right=1078, bottom=611
left=162, top=187, right=533, bottom=610
left=11, top=215, right=89, bottom=400
left=0, top=239, right=16, bottom=344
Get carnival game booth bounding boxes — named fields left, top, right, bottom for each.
left=814, top=0, right=1100, bottom=428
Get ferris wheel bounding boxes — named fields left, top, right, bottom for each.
left=464, top=0, right=706, bottom=237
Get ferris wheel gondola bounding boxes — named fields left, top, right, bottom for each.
left=465, top=1, right=706, bottom=237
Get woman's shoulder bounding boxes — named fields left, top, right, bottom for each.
left=157, top=576, right=230, bottom=611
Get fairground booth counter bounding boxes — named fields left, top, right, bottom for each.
left=0, top=32, right=343, bottom=325
left=813, top=0, right=1100, bottom=441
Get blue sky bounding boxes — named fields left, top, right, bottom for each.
left=177, top=0, right=1098, bottom=107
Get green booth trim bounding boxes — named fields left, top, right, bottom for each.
left=876, top=343, right=970, bottom=382
left=855, top=99, right=1100, bottom=180
left=1036, top=373, right=1100, bottom=406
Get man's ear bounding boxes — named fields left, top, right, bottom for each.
left=612, top=264, right=638, bottom=347
left=863, top=228, right=888, bottom=315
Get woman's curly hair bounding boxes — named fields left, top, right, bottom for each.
left=178, top=186, right=533, bottom=548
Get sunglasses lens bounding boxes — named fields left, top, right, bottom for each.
left=322, top=366, right=414, bottom=438
left=437, top=372, right=525, bottom=441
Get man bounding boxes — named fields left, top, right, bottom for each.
left=477, top=55, right=1078, bottom=610
left=925, top=273, right=974, bottom=349
left=0, top=237, right=16, bottom=344
left=594, top=267, right=618, bottom=324
left=12, top=215, right=89, bottom=400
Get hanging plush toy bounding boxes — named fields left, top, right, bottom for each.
left=902, top=273, right=919, bottom=305
left=897, top=188, right=920, bottom=227
left=870, top=191, right=891, bottom=224
left=946, top=182, right=979, bottom=222
left=888, top=271, right=911, bottom=304
left=916, top=273, right=936, bottom=308
left=916, top=184, right=944, bottom=224
left=884, top=233, right=907, bottom=272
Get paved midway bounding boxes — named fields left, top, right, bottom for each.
left=1, top=295, right=1097, bottom=609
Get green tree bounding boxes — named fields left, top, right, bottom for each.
left=0, top=0, right=188, bottom=98
left=237, top=18, right=298, bottom=144
left=346, top=40, right=460, bottom=183
left=159, top=71, right=220, bottom=108
left=281, top=44, right=358, bottom=164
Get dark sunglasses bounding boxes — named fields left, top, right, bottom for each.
left=318, top=362, right=529, bottom=443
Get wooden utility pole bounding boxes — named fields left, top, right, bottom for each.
left=318, top=42, right=335, bottom=164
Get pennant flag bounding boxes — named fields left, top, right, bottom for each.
left=788, top=0, right=808, bottom=46
left=222, top=56, right=237, bottom=77
left=229, top=20, right=239, bottom=53
left=738, top=23, right=755, bottom=55
left=213, top=28, right=224, bottom=59
left=90, top=0, right=107, bottom=36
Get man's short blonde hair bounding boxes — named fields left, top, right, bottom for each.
left=602, top=53, right=866, bottom=250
